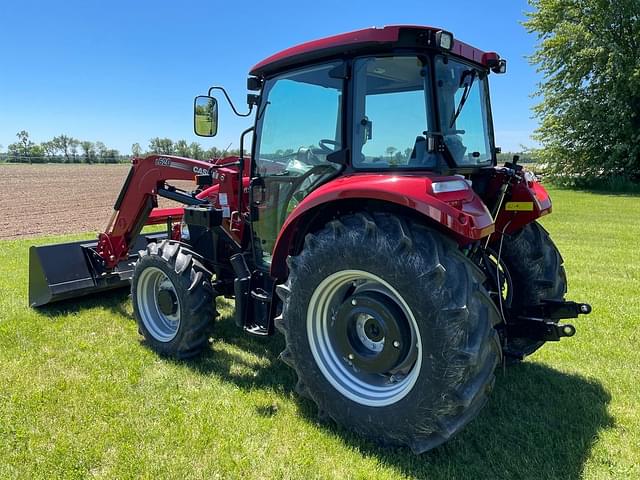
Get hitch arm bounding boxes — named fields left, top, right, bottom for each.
left=505, top=317, right=577, bottom=342
left=519, top=299, right=592, bottom=320
left=504, top=300, right=592, bottom=343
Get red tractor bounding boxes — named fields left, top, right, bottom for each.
left=29, top=25, right=591, bottom=453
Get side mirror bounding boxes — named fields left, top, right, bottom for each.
left=194, top=96, right=218, bottom=137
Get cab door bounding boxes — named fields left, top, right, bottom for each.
left=250, top=62, right=344, bottom=267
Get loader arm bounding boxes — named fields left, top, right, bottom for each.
left=28, top=154, right=233, bottom=307
left=97, top=154, right=221, bottom=269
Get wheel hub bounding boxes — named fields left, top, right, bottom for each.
left=356, top=313, right=384, bottom=351
left=332, top=292, right=413, bottom=375
left=157, top=288, right=178, bottom=316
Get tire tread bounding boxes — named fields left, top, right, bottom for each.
left=277, top=213, right=501, bottom=453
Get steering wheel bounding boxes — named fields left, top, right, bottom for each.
left=317, top=139, right=339, bottom=154
left=288, top=164, right=338, bottom=209
left=296, top=147, right=323, bottom=166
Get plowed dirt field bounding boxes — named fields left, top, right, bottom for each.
left=0, top=164, right=185, bottom=239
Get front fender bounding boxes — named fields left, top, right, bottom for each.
left=270, top=173, right=494, bottom=280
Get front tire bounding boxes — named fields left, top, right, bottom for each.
left=132, top=240, right=216, bottom=359
left=276, top=213, right=501, bottom=453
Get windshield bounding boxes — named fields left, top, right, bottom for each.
left=435, top=56, right=493, bottom=166
left=352, top=56, right=438, bottom=169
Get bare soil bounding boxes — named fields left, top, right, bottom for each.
left=0, top=164, right=187, bottom=239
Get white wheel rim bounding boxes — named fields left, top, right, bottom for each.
left=136, top=266, right=181, bottom=342
left=306, top=270, right=422, bottom=407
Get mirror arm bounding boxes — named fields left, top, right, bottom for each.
left=207, top=86, right=254, bottom=117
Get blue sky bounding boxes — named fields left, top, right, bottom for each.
left=0, top=0, right=540, bottom=154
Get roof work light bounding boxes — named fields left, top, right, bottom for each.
left=435, top=30, right=454, bottom=50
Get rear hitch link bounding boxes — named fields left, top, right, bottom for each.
left=504, top=300, right=592, bottom=342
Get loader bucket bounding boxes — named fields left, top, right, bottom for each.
left=29, top=232, right=166, bottom=307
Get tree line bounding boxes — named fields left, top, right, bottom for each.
left=0, top=130, right=239, bottom=164
left=1, top=129, right=539, bottom=169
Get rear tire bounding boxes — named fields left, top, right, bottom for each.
left=132, top=240, right=216, bottom=359
left=276, top=213, right=501, bottom=453
left=496, top=221, right=567, bottom=359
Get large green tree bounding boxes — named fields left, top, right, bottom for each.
left=148, top=137, right=174, bottom=155
left=189, top=142, right=204, bottom=160
left=41, top=140, right=57, bottom=160
left=16, top=130, right=31, bottom=157
left=80, top=141, right=96, bottom=163
left=131, top=143, right=142, bottom=157
left=524, top=0, right=640, bottom=184
left=7, top=130, right=34, bottom=162
left=174, top=139, right=190, bottom=157
left=52, top=135, right=78, bottom=163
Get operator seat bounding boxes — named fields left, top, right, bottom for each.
left=408, top=136, right=437, bottom=168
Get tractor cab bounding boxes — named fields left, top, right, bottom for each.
left=196, top=26, right=507, bottom=266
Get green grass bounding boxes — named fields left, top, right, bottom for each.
left=195, top=115, right=215, bottom=137
left=1, top=188, right=638, bottom=479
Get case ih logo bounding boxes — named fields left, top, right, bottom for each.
left=193, top=166, right=209, bottom=176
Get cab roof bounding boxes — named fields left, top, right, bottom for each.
left=250, top=25, right=500, bottom=77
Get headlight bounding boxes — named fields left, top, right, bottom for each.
left=432, top=179, right=469, bottom=194
left=524, top=170, right=537, bottom=184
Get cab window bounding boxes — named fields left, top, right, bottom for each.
left=253, top=63, right=343, bottom=264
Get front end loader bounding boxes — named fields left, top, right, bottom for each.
left=28, top=154, right=241, bottom=307
left=29, top=25, right=591, bottom=453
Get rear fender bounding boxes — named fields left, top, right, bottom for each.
left=494, top=175, right=552, bottom=237
left=270, top=173, right=495, bottom=280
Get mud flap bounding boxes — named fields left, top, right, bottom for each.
left=29, top=232, right=167, bottom=307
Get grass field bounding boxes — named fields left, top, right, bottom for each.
left=0, top=188, right=638, bottom=479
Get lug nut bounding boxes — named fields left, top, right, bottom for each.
left=393, top=340, right=400, bottom=348
left=348, top=353, right=354, bottom=360
left=351, top=299, right=357, bottom=306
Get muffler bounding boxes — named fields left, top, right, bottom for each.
left=29, top=232, right=166, bottom=307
